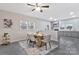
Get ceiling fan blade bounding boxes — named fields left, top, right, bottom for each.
left=27, top=4, right=35, bottom=7
left=41, top=5, right=49, bottom=8
left=32, top=9, right=35, bottom=11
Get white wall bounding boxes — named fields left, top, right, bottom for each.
left=0, top=10, right=50, bottom=42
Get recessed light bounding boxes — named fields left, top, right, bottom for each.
left=54, top=19, right=58, bottom=21
left=72, top=15, right=76, bottom=17
left=70, top=12, right=74, bottom=15
left=49, top=17, right=53, bottom=19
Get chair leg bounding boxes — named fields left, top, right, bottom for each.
left=49, top=42, right=51, bottom=48
left=32, top=43, right=35, bottom=48
left=45, top=43, right=47, bottom=50
left=27, top=39, right=29, bottom=44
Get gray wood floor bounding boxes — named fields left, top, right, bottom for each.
left=48, top=37, right=79, bottom=55
left=0, top=36, right=79, bottom=55
left=0, top=42, right=27, bottom=55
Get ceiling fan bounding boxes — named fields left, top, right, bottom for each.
left=27, top=3, right=49, bottom=12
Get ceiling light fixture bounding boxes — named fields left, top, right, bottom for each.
left=27, top=3, right=49, bottom=13
left=35, top=7, right=41, bottom=11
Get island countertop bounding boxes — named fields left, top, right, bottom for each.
left=59, top=31, right=79, bottom=38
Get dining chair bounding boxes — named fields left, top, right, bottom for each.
left=27, top=34, right=36, bottom=48
left=42, top=35, right=51, bottom=50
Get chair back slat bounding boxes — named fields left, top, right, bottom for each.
left=44, top=35, right=51, bottom=42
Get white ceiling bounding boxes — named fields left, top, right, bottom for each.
left=0, top=3, right=79, bottom=21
